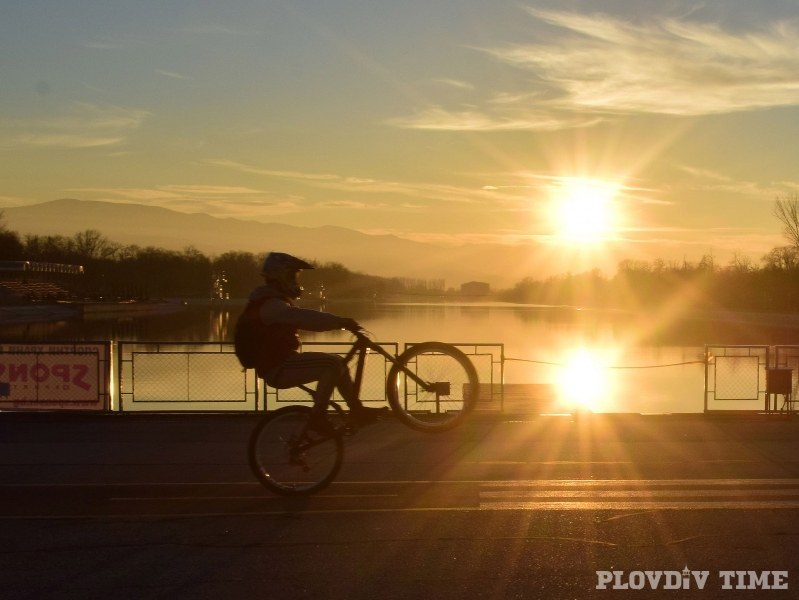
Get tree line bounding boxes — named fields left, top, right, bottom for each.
left=3, top=192, right=799, bottom=311
left=0, top=214, right=440, bottom=301
left=499, top=194, right=799, bottom=313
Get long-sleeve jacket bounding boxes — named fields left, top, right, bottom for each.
left=245, top=284, right=350, bottom=374
left=249, top=285, right=349, bottom=332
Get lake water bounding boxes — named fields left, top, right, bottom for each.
left=350, top=302, right=709, bottom=414
left=4, top=300, right=758, bottom=414
left=5, top=299, right=798, bottom=413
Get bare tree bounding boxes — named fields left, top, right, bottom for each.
left=762, top=245, right=799, bottom=270
left=73, top=229, right=119, bottom=260
left=773, top=192, right=799, bottom=248
left=0, top=211, right=25, bottom=259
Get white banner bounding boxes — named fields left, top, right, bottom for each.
left=0, top=343, right=110, bottom=410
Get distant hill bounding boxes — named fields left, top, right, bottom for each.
left=3, top=198, right=563, bottom=288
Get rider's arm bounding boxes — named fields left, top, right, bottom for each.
left=259, top=298, right=354, bottom=332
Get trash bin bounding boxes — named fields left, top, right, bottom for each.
left=766, top=368, right=793, bottom=411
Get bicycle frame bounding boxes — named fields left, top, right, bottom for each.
left=344, top=331, right=436, bottom=399
left=248, top=331, right=480, bottom=494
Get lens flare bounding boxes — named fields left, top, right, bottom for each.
left=550, top=177, right=621, bottom=242
left=556, top=347, right=616, bottom=412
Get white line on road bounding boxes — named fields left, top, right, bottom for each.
left=479, top=479, right=799, bottom=510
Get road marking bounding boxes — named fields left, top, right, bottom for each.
left=480, top=478, right=799, bottom=487
left=110, top=494, right=399, bottom=501
left=4, top=478, right=799, bottom=517
left=479, top=479, right=799, bottom=510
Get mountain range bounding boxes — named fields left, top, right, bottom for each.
left=3, top=199, right=581, bottom=288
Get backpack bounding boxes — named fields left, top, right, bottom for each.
left=234, top=297, right=269, bottom=369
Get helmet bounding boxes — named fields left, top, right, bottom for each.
left=261, top=252, right=314, bottom=298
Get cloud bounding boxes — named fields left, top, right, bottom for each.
left=207, top=159, right=527, bottom=207
left=156, top=70, right=192, bottom=80
left=206, top=160, right=341, bottom=182
left=386, top=106, right=602, bottom=131
left=497, top=8, right=799, bottom=116
left=674, top=165, right=790, bottom=199
left=69, top=186, right=304, bottom=221
left=159, top=185, right=262, bottom=195
left=81, top=33, right=148, bottom=50
left=71, top=184, right=266, bottom=204
left=0, top=103, right=149, bottom=149
left=432, top=78, right=475, bottom=91
left=390, top=9, right=799, bottom=131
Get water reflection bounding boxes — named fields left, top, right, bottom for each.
left=555, top=347, right=618, bottom=413
left=0, top=305, right=242, bottom=343
left=209, top=307, right=232, bottom=341
left=3, top=300, right=793, bottom=413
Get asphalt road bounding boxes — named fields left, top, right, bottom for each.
left=1, top=412, right=798, bottom=599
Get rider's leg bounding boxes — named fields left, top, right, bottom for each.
left=334, top=368, right=360, bottom=410
left=265, top=352, right=384, bottom=427
left=335, top=364, right=387, bottom=425
left=265, top=352, right=346, bottom=416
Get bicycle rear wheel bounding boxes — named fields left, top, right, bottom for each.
left=386, top=342, right=479, bottom=433
left=248, top=405, right=343, bottom=495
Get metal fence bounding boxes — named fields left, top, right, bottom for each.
left=117, top=341, right=259, bottom=412
left=703, top=344, right=799, bottom=413
left=115, top=340, right=503, bottom=413
left=7, top=338, right=794, bottom=415
left=772, top=345, right=799, bottom=412
left=261, top=340, right=398, bottom=411
left=704, top=345, right=769, bottom=412
left=263, top=341, right=505, bottom=413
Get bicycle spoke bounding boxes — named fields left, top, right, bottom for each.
left=248, top=406, right=343, bottom=495
left=387, top=342, right=479, bottom=432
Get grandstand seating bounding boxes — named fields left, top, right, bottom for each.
left=0, top=280, right=72, bottom=303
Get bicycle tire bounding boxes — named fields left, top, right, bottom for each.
left=386, top=342, right=479, bottom=433
left=248, top=405, right=344, bottom=496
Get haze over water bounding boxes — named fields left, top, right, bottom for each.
left=4, top=300, right=779, bottom=414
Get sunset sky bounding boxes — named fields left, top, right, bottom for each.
left=3, top=0, right=799, bottom=275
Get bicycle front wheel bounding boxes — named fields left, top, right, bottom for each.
left=248, top=405, right=343, bottom=496
left=386, top=342, right=479, bottom=433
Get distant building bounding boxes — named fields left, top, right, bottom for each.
left=0, top=261, right=84, bottom=304
left=460, top=281, right=490, bottom=297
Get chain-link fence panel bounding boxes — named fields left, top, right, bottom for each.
left=704, top=345, right=768, bottom=412
left=409, top=343, right=504, bottom=413
left=118, top=342, right=258, bottom=411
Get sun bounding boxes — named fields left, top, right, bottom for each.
left=550, top=177, right=621, bottom=242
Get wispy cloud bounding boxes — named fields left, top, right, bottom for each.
left=0, top=103, right=149, bottom=149
left=432, top=79, right=476, bottom=91
left=71, top=184, right=266, bottom=203
left=156, top=69, right=191, bottom=80
left=390, top=8, right=799, bottom=131
left=69, top=185, right=303, bottom=220
left=507, top=8, right=799, bottom=116
left=386, top=106, right=602, bottom=131
left=674, top=165, right=790, bottom=199
left=158, top=185, right=261, bottom=195
left=207, top=159, right=526, bottom=207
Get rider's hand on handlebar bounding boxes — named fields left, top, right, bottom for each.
left=339, top=318, right=362, bottom=333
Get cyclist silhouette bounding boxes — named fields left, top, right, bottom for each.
left=238, top=252, right=385, bottom=430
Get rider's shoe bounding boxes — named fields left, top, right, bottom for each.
left=349, top=405, right=389, bottom=429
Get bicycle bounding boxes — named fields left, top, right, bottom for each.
left=248, top=329, right=479, bottom=495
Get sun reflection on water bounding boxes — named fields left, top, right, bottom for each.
left=555, top=346, right=618, bottom=412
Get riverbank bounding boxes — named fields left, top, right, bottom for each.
left=0, top=300, right=186, bottom=324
